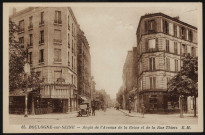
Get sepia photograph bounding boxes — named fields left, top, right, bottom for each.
left=3, top=2, right=203, bottom=133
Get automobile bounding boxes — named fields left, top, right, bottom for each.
left=77, top=103, right=91, bottom=117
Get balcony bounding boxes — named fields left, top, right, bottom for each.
left=54, top=19, right=62, bottom=26
left=18, top=28, right=24, bottom=34
left=147, top=48, right=158, bottom=53
left=53, top=39, right=62, bottom=45
left=27, top=43, right=33, bottom=48
left=39, top=21, right=45, bottom=27
left=39, top=59, right=44, bottom=64
left=28, top=25, right=33, bottom=31
left=39, top=40, right=44, bottom=45
left=54, top=58, right=62, bottom=63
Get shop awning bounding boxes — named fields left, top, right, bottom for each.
left=9, top=89, right=25, bottom=96
left=80, top=96, right=88, bottom=101
left=9, top=88, right=33, bottom=96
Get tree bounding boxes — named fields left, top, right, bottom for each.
left=168, top=54, right=198, bottom=117
left=9, top=20, right=43, bottom=114
left=9, top=19, right=26, bottom=91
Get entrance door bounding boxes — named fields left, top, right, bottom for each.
left=53, top=99, right=63, bottom=113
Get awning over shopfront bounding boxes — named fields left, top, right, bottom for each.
left=9, top=89, right=25, bottom=96
left=9, top=88, right=33, bottom=96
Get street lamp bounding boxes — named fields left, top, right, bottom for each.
left=24, top=49, right=31, bottom=117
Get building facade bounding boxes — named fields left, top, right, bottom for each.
left=122, top=51, right=134, bottom=109
left=10, top=7, right=79, bottom=114
left=77, top=28, right=92, bottom=104
left=136, top=13, right=198, bottom=113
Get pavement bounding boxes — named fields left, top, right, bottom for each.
left=119, top=109, right=143, bottom=117
left=9, top=108, right=198, bottom=125
left=9, top=111, right=78, bottom=119
left=119, top=109, right=198, bottom=118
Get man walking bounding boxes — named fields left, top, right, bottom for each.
left=91, top=100, right=96, bottom=116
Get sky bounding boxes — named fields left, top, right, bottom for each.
left=71, top=4, right=198, bottom=99
left=10, top=3, right=199, bottom=99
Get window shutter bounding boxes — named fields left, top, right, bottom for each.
left=163, top=19, right=165, bottom=33
left=153, top=77, right=156, bottom=89
left=153, top=20, right=156, bottom=32
left=153, top=58, right=155, bottom=70
left=150, top=77, right=152, bottom=89
left=144, top=21, right=148, bottom=34
left=156, top=38, right=158, bottom=50
left=149, top=58, right=152, bottom=70
left=145, top=39, right=148, bottom=52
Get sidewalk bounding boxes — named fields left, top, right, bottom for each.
left=119, top=109, right=143, bottom=117
left=9, top=111, right=78, bottom=119
left=119, top=109, right=198, bottom=118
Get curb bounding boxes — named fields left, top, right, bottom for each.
left=119, top=109, right=143, bottom=118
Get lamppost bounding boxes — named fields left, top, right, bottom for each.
left=24, top=62, right=30, bottom=117
left=24, top=48, right=30, bottom=117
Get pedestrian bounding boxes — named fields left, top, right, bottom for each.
left=92, top=105, right=95, bottom=116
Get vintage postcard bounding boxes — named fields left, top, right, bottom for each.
left=3, top=2, right=203, bottom=133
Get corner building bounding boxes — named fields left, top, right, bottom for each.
left=136, top=13, right=197, bottom=113
left=10, top=7, right=79, bottom=114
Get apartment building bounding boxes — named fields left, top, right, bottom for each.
left=136, top=13, right=197, bottom=113
left=10, top=7, right=79, bottom=114
left=77, top=28, right=92, bottom=104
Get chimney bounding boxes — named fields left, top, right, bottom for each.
left=173, top=16, right=180, bottom=20
left=13, top=8, right=16, bottom=15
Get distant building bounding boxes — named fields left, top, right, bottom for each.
left=135, top=13, right=198, bottom=113
left=9, top=7, right=79, bottom=114
left=122, top=51, right=134, bottom=109
left=76, top=28, right=92, bottom=104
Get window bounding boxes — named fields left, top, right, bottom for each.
left=68, top=16, right=70, bottom=29
left=174, top=42, right=177, bottom=54
left=166, top=58, right=170, bottom=71
left=54, top=49, right=61, bottom=62
left=39, top=49, right=44, bottom=63
left=29, top=34, right=33, bottom=46
left=149, top=57, right=155, bottom=71
left=175, top=59, right=178, bottom=72
left=40, top=30, right=44, bottom=44
left=163, top=20, right=169, bottom=34
left=68, top=52, right=70, bottom=65
left=149, top=95, right=157, bottom=109
left=150, top=77, right=156, bottom=89
left=19, top=37, right=24, bottom=44
left=54, top=30, right=61, bottom=43
left=54, top=11, right=62, bottom=24
left=72, top=40, right=74, bottom=53
left=191, top=47, right=196, bottom=57
left=181, top=44, right=185, bottom=56
left=148, top=39, right=156, bottom=49
left=166, top=39, right=169, bottom=52
left=174, top=24, right=177, bottom=37
left=72, top=23, right=73, bottom=36
left=19, top=20, right=24, bottom=32
left=147, top=20, right=156, bottom=34
left=72, top=56, right=73, bottom=69
left=181, top=27, right=186, bottom=40
left=40, top=12, right=44, bottom=25
left=167, top=77, right=170, bottom=85
left=188, top=30, right=193, bottom=42
left=28, top=16, right=33, bottom=29
left=28, top=52, right=32, bottom=64
left=54, top=71, right=61, bottom=82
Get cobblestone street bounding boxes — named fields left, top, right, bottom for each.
left=9, top=108, right=198, bottom=125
